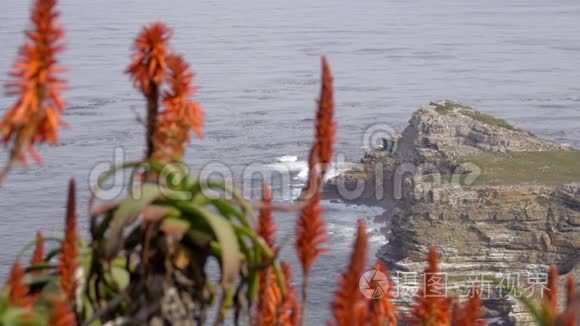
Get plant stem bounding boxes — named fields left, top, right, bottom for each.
left=145, top=84, right=160, bottom=159
left=301, top=272, right=309, bottom=326
left=0, top=157, right=16, bottom=187
left=0, top=135, right=24, bottom=188
left=214, top=286, right=235, bottom=326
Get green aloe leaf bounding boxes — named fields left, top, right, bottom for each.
left=111, top=266, right=130, bottom=290
left=175, top=202, right=241, bottom=289
left=94, top=161, right=144, bottom=192
left=24, top=263, right=58, bottom=273
left=188, top=229, right=214, bottom=247
left=104, top=183, right=163, bottom=260
left=16, top=237, right=62, bottom=260
left=44, top=248, right=61, bottom=262
left=200, top=180, right=256, bottom=227
left=210, top=198, right=245, bottom=221
left=0, top=307, right=40, bottom=326
left=161, top=217, right=191, bottom=241
left=24, top=273, right=57, bottom=287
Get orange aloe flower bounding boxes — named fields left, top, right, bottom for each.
left=543, top=265, right=578, bottom=326
left=305, top=144, right=320, bottom=196
left=299, top=56, right=335, bottom=197
left=451, top=289, right=485, bottom=326
left=294, top=56, right=335, bottom=285
left=368, top=260, right=397, bottom=326
left=410, top=247, right=451, bottom=326
left=258, top=183, right=276, bottom=250
left=59, top=179, right=79, bottom=303
left=7, top=260, right=31, bottom=308
left=315, top=56, right=336, bottom=176
left=30, top=231, right=45, bottom=275
left=257, top=183, right=276, bottom=292
left=255, top=262, right=300, bottom=326
left=49, top=295, right=77, bottom=326
left=126, top=22, right=172, bottom=95
left=330, top=220, right=369, bottom=326
left=543, top=264, right=559, bottom=324
left=152, top=54, right=204, bottom=162
left=163, top=54, right=204, bottom=139
left=295, top=191, right=327, bottom=275
left=255, top=267, right=281, bottom=326
left=559, top=274, right=577, bottom=326
left=256, top=183, right=278, bottom=323
left=0, top=0, right=66, bottom=167
left=126, top=22, right=172, bottom=159
left=295, top=165, right=327, bottom=324
left=278, top=262, right=301, bottom=326
left=566, top=274, right=576, bottom=309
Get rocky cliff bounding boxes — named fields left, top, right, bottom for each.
left=325, top=101, right=580, bottom=325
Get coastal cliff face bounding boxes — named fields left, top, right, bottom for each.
left=326, top=101, right=580, bottom=325
left=394, top=101, right=563, bottom=165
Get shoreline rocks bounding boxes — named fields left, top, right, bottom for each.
left=324, top=100, right=580, bottom=325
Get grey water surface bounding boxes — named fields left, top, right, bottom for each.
left=1, top=0, right=580, bottom=324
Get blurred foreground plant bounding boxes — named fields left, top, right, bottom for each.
left=0, top=0, right=67, bottom=186
left=0, top=1, right=578, bottom=325
left=0, top=179, right=80, bottom=325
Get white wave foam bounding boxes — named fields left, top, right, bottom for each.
left=368, top=232, right=385, bottom=243
left=326, top=222, right=384, bottom=245
left=324, top=162, right=358, bottom=181
left=297, top=165, right=309, bottom=180
left=295, top=161, right=358, bottom=181
left=266, top=156, right=361, bottom=200
left=290, top=187, right=303, bottom=200
left=276, top=155, right=298, bottom=162
left=267, top=160, right=308, bottom=174
left=269, top=155, right=358, bottom=182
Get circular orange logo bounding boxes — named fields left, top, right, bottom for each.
left=359, top=269, right=389, bottom=299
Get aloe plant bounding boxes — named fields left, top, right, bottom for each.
left=87, top=162, right=285, bottom=323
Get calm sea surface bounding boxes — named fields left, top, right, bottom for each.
left=1, top=0, right=580, bottom=324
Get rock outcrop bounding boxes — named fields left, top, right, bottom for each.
left=325, top=101, right=580, bottom=325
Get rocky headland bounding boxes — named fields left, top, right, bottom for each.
left=325, top=100, right=580, bottom=325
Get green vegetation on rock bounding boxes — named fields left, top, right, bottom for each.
left=430, top=100, right=472, bottom=114
left=459, top=150, right=580, bottom=186
left=430, top=100, right=517, bottom=131
left=459, top=109, right=517, bottom=131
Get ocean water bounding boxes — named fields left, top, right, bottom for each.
left=1, top=0, right=580, bottom=323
